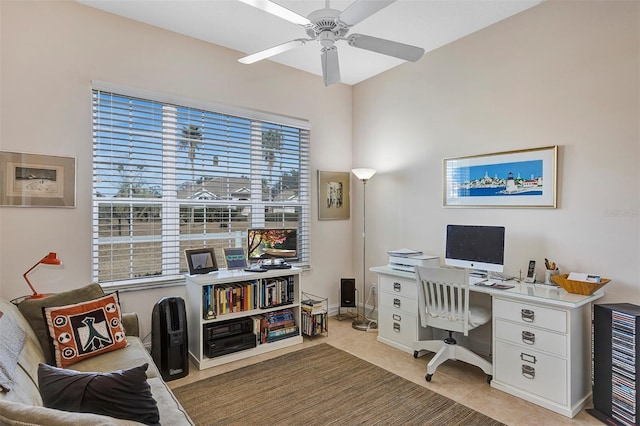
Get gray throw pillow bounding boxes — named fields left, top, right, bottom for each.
left=18, top=284, right=104, bottom=364
left=38, top=362, right=160, bottom=426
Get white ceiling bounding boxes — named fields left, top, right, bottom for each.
left=77, top=0, right=542, bottom=85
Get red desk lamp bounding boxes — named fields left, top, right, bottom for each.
left=23, top=252, right=62, bottom=299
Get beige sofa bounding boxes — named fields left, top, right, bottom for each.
left=0, top=296, right=193, bottom=425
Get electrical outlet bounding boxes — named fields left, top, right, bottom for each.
left=371, top=283, right=377, bottom=294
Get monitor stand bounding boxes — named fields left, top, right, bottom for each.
left=469, top=270, right=488, bottom=278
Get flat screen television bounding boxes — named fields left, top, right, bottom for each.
left=445, top=224, right=505, bottom=273
left=247, top=228, right=298, bottom=262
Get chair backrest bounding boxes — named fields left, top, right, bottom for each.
left=416, top=266, right=471, bottom=336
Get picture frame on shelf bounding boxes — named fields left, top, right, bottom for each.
left=185, top=248, right=218, bottom=275
left=318, top=170, right=350, bottom=220
left=223, top=247, right=247, bottom=270
left=0, top=151, right=76, bottom=207
left=443, top=145, right=557, bottom=208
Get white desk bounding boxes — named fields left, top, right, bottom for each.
left=371, top=266, right=604, bottom=418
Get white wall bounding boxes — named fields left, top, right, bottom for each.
left=352, top=0, right=639, bottom=304
left=0, top=0, right=354, bottom=338
left=2, top=0, right=637, bottom=341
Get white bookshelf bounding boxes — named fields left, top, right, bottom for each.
left=185, top=267, right=303, bottom=369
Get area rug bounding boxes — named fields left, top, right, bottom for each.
left=173, top=343, right=504, bottom=426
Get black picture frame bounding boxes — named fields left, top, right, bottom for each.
left=185, top=248, right=218, bottom=275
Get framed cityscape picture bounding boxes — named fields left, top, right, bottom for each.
left=0, top=151, right=76, bottom=207
left=318, top=170, right=350, bottom=220
left=443, top=146, right=557, bottom=208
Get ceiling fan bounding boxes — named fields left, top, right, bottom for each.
left=237, top=0, right=425, bottom=86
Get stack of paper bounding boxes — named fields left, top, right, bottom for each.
left=568, top=272, right=602, bottom=283
left=387, top=248, right=423, bottom=257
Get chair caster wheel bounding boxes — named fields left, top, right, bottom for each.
left=487, top=375, right=493, bottom=384
left=425, top=374, right=433, bottom=382
left=413, top=351, right=419, bottom=358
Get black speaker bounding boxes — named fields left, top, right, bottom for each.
left=151, top=297, right=189, bottom=381
left=340, top=278, right=356, bottom=307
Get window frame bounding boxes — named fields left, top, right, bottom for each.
left=91, top=81, right=311, bottom=290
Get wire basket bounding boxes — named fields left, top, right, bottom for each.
left=551, top=274, right=610, bottom=295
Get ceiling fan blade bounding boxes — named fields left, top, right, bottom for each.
left=237, top=0, right=311, bottom=26
left=339, top=0, right=396, bottom=27
left=321, top=46, right=340, bottom=86
left=348, top=34, right=425, bottom=62
left=239, top=39, right=308, bottom=64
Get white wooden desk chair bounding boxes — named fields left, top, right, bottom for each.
left=413, top=266, right=493, bottom=383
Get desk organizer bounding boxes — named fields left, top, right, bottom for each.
left=551, top=274, right=610, bottom=295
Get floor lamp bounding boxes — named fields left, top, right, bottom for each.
left=351, top=168, right=377, bottom=332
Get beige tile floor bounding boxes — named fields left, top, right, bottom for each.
left=168, top=317, right=602, bottom=425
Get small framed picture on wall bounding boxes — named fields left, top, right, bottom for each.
left=318, top=170, right=350, bottom=220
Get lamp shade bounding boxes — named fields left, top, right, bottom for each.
left=40, top=252, right=62, bottom=266
left=351, top=168, right=377, bottom=181
left=23, top=252, right=62, bottom=299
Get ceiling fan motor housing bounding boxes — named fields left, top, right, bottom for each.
left=305, top=8, right=349, bottom=41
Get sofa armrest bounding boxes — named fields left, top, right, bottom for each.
left=122, top=312, right=140, bottom=337
left=0, top=400, right=145, bottom=425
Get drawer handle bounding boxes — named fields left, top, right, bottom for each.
left=520, top=352, right=537, bottom=364
left=521, top=309, right=535, bottom=322
left=393, top=298, right=401, bottom=308
left=393, top=322, right=401, bottom=333
left=521, top=365, right=536, bottom=380
left=393, top=282, right=401, bottom=292
left=392, top=314, right=402, bottom=321
left=522, top=331, right=536, bottom=345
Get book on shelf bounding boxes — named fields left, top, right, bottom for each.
left=302, top=298, right=324, bottom=310
left=302, top=309, right=327, bottom=336
left=203, top=281, right=258, bottom=317
left=267, top=326, right=299, bottom=343
left=254, top=307, right=298, bottom=344
left=259, top=276, right=295, bottom=308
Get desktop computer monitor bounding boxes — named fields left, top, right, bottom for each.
left=445, top=224, right=505, bottom=274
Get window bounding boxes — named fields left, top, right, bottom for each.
left=92, top=84, right=310, bottom=287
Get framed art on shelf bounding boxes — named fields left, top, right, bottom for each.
left=443, top=145, right=558, bottom=208
left=0, top=151, right=76, bottom=207
left=185, top=248, right=218, bottom=275
left=318, top=170, right=350, bottom=220
left=223, top=247, right=247, bottom=270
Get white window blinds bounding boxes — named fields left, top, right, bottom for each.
left=92, top=86, right=310, bottom=286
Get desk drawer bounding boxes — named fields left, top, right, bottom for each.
left=494, top=340, right=567, bottom=405
left=379, top=276, right=417, bottom=299
left=494, top=298, right=567, bottom=333
left=495, top=319, right=567, bottom=357
left=379, top=291, right=417, bottom=315
left=378, top=306, right=417, bottom=347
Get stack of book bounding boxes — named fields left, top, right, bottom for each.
left=386, top=248, right=439, bottom=272
left=301, top=297, right=327, bottom=337
left=203, top=281, right=257, bottom=319
left=255, top=308, right=299, bottom=344
left=259, top=276, right=295, bottom=308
